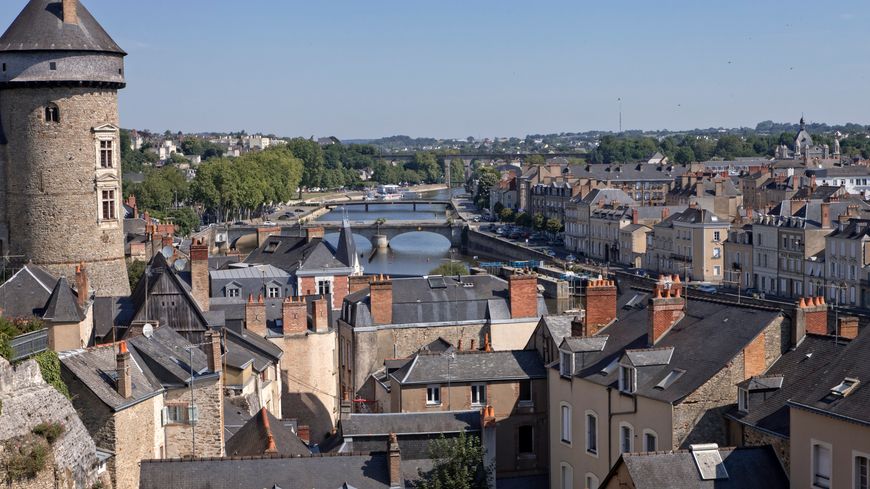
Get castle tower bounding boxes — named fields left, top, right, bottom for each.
left=0, top=0, right=130, bottom=296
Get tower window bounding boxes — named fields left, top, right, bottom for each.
left=100, top=140, right=114, bottom=168
left=2, top=63, right=6, bottom=72
left=49, top=62, right=57, bottom=71
left=45, top=105, right=60, bottom=123
left=101, top=189, right=117, bottom=221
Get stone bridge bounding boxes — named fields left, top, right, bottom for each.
left=324, top=200, right=453, bottom=212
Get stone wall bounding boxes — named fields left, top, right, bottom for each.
left=112, top=396, right=161, bottom=489
left=1, top=357, right=102, bottom=489
left=0, top=86, right=129, bottom=296
left=164, top=379, right=224, bottom=458
left=277, top=331, right=338, bottom=443
left=743, top=426, right=790, bottom=473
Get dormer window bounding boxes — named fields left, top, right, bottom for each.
left=560, top=351, right=574, bottom=378
left=619, top=365, right=637, bottom=394
left=738, top=388, right=749, bottom=413
left=45, top=104, right=60, bottom=123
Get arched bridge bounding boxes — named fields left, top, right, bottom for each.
left=324, top=200, right=454, bottom=213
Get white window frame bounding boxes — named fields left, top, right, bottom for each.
left=266, top=284, right=281, bottom=299
left=854, top=450, right=870, bottom=489
left=560, top=351, right=574, bottom=378
left=812, top=439, right=833, bottom=489
left=226, top=287, right=241, bottom=298
left=426, top=385, right=441, bottom=406
left=470, top=383, right=486, bottom=406
left=619, top=365, right=637, bottom=394
left=560, top=463, right=573, bottom=489
left=585, top=410, right=599, bottom=457
left=738, top=388, right=749, bottom=413
left=642, top=429, right=658, bottom=452
left=585, top=473, right=599, bottom=489
left=99, top=187, right=118, bottom=222
left=560, top=402, right=572, bottom=445
left=619, top=422, right=634, bottom=454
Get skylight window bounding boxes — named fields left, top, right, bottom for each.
left=830, top=377, right=860, bottom=398
left=599, top=357, right=619, bottom=376
left=654, top=369, right=686, bottom=390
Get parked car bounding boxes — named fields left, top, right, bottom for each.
left=696, top=285, right=717, bottom=294
left=744, top=288, right=766, bottom=299
left=627, top=268, right=649, bottom=278
left=263, top=220, right=277, bottom=226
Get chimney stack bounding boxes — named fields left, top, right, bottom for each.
left=74, top=262, right=89, bottom=309
left=388, top=433, right=402, bottom=489
left=508, top=273, right=538, bottom=319
left=205, top=329, right=222, bottom=373
left=297, top=425, right=311, bottom=445
left=648, top=276, right=686, bottom=346
left=348, top=275, right=371, bottom=295
left=370, top=275, right=393, bottom=325
left=62, top=0, right=78, bottom=25
left=245, top=294, right=268, bottom=337
left=632, top=208, right=639, bottom=225
left=116, top=341, right=132, bottom=399
left=312, top=297, right=329, bottom=333
left=661, top=207, right=670, bottom=220
left=584, top=279, right=617, bottom=335
left=190, top=239, right=210, bottom=312
left=838, top=316, right=859, bottom=340
left=570, top=315, right=584, bottom=337
left=794, top=296, right=828, bottom=345
left=306, top=227, right=325, bottom=243
left=282, top=297, right=308, bottom=335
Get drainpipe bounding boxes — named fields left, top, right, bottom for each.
left=607, top=387, right=638, bottom=468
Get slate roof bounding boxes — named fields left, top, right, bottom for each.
left=343, top=275, right=547, bottom=329
left=92, top=296, right=136, bottom=340
left=671, top=207, right=725, bottom=226
left=138, top=453, right=394, bottom=489
left=824, top=218, right=870, bottom=240
left=42, top=276, right=84, bottom=323
left=788, top=326, right=870, bottom=426
left=224, top=327, right=282, bottom=373
left=245, top=234, right=351, bottom=274
left=209, top=265, right=290, bottom=281
left=791, top=184, right=844, bottom=201
left=0, top=0, right=126, bottom=54
left=341, top=411, right=481, bottom=437
left=726, top=334, right=846, bottom=437
left=127, top=326, right=218, bottom=387
left=333, top=219, right=359, bottom=269
left=604, top=446, right=789, bottom=489
left=538, top=315, right=575, bottom=349
left=560, top=281, right=782, bottom=404
left=226, top=408, right=310, bottom=457
left=569, top=163, right=688, bottom=182
left=59, top=344, right=163, bottom=411
left=579, top=188, right=636, bottom=206
left=0, top=265, right=59, bottom=319
left=391, top=350, right=546, bottom=385
left=560, top=336, right=609, bottom=354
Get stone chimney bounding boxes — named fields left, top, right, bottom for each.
left=312, top=297, right=329, bottom=333
left=62, top=0, right=78, bottom=24
left=74, top=262, right=89, bottom=309
left=584, top=279, right=617, bottom=334
left=648, top=275, right=686, bottom=346
left=205, top=329, right=221, bottom=373
left=661, top=207, right=670, bottom=220
left=282, top=297, right=308, bottom=335
left=348, top=275, right=371, bottom=294
left=838, top=316, right=859, bottom=340
left=794, top=296, right=828, bottom=344
left=388, top=433, right=402, bottom=489
left=370, top=275, right=393, bottom=325
left=695, top=182, right=705, bottom=198
left=257, top=226, right=281, bottom=248
left=116, top=341, right=132, bottom=399
left=715, top=180, right=724, bottom=197
left=245, top=294, right=267, bottom=337
left=509, top=273, right=538, bottom=319
left=190, top=238, right=210, bottom=312
left=306, top=227, right=325, bottom=243
left=570, top=315, right=584, bottom=337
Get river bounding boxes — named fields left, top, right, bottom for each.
left=321, top=188, right=472, bottom=277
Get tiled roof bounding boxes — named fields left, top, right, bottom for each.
left=42, top=276, right=84, bottom=323
left=0, top=0, right=126, bottom=54
left=391, top=350, right=546, bottom=385
left=226, top=408, right=310, bottom=457
left=0, top=265, right=58, bottom=319
left=341, top=411, right=481, bottom=437
left=59, top=345, right=163, bottom=411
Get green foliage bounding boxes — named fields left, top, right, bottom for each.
left=546, top=217, right=564, bottom=235
left=124, top=166, right=189, bottom=212
left=406, top=152, right=443, bottom=183
left=0, top=318, right=45, bottom=361
left=31, top=422, right=64, bottom=445
left=180, top=139, right=224, bottom=160
left=525, top=154, right=545, bottom=165
left=2, top=437, right=48, bottom=483
left=499, top=207, right=515, bottom=223
left=492, top=202, right=505, bottom=216
left=430, top=261, right=469, bottom=276
left=417, top=432, right=490, bottom=489
left=33, top=351, right=70, bottom=399
left=533, top=213, right=546, bottom=231
left=450, top=158, right=466, bottom=186
left=127, top=260, right=146, bottom=291
left=474, top=167, right=500, bottom=209
left=515, top=212, right=532, bottom=228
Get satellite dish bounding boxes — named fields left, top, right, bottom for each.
left=174, top=259, right=188, bottom=272
left=142, top=323, right=154, bottom=338
left=161, top=246, right=174, bottom=258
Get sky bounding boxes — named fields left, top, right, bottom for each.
left=2, top=0, right=869, bottom=139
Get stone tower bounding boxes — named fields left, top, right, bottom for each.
left=0, top=0, right=130, bottom=296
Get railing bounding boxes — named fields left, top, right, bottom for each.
left=9, top=329, right=48, bottom=361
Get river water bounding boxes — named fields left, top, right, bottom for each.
left=321, top=188, right=471, bottom=277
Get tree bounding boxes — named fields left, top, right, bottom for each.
left=493, top=202, right=505, bottom=216
left=127, top=260, right=146, bottom=292
left=533, top=213, right=546, bottom=231
left=515, top=212, right=532, bottom=228
left=417, top=432, right=490, bottom=489
left=499, top=207, right=515, bottom=222
left=546, top=217, right=563, bottom=236
left=407, top=152, right=442, bottom=183
left=430, top=261, right=469, bottom=276
left=450, top=158, right=466, bottom=187
left=474, top=167, right=500, bottom=209
left=674, top=146, right=696, bottom=165
left=525, top=154, right=545, bottom=165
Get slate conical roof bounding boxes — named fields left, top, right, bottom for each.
left=335, top=219, right=358, bottom=269
left=0, top=0, right=125, bottom=54
left=43, top=276, right=84, bottom=323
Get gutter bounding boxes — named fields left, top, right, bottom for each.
left=787, top=400, right=870, bottom=428
left=607, top=386, right=638, bottom=468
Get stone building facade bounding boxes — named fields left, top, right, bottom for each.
left=0, top=0, right=130, bottom=296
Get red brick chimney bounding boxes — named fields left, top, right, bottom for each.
left=205, top=329, right=221, bottom=373
left=282, top=297, right=308, bottom=335
left=388, top=433, right=402, bottom=488
left=648, top=276, right=686, bottom=346
left=348, top=275, right=371, bottom=294
left=838, top=316, right=859, bottom=340
left=661, top=207, right=670, bottom=220
left=584, top=279, right=617, bottom=334
left=245, top=294, right=268, bottom=337
left=74, top=262, right=88, bottom=309
left=370, top=275, right=393, bottom=325
left=632, top=208, right=639, bottom=225
left=62, top=0, right=78, bottom=24
left=297, top=425, right=311, bottom=445
left=116, top=341, right=132, bottom=399
left=312, top=297, right=329, bottom=333
left=820, top=202, right=831, bottom=228
left=795, top=296, right=828, bottom=342
left=190, top=238, right=210, bottom=312
left=509, top=274, right=538, bottom=319
left=306, top=227, right=325, bottom=243
left=257, top=226, right=281, bottom=248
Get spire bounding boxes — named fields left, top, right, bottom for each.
left=800, top=115, right=805, bottom=130
left=335, top=219, right=361, bottom=273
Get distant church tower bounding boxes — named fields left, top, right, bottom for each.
left=0, top=0, right=130, bottom=296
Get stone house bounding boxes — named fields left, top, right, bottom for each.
left=223, top=327, right=283, bottom=418
left=388, top=348, right=548, bottom=480
left=564, top=188, right=635, bottom=255
left=723, top=220, right=755, bottom=291
left=547, top=275, right=790, bottom=488
left=646, top=207, right=730, bottom=283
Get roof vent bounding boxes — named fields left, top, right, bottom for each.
left=654, top=368, right=686, bottom=390
left=830, top=377, right=860, bottom=398
left=599, top=357, right=619, bottom=376
left=690, top=443, right=728, bottom=480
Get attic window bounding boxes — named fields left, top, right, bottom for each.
left=264, top=241, right=279, bottom=253
left=654, top=369, right=686, bottom=391
left=830, top=377, right=860, bottom=398
left=559, top=351, right=574, bottom=378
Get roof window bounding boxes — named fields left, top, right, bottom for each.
left=654, top=369, right=686, bottom=390
left=830, top=377, right=860, bottom=398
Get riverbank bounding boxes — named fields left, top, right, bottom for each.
left=297, top=183, right=449, bottom=205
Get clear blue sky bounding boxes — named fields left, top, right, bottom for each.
left=3, top=0, right=869, bottom=139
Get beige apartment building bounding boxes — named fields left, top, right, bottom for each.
left=647, top=207, right=730, bottom=283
